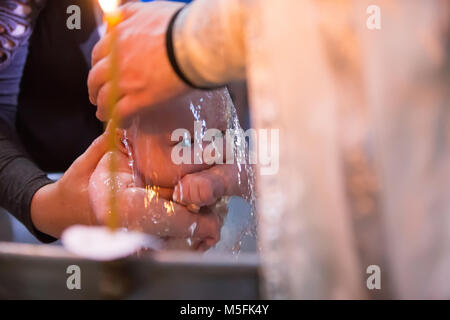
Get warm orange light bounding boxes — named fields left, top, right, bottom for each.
left=98, top=0, right=120, bottom=14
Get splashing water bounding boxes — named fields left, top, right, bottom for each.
left=121, top=88, right=257, bottom=253
left=186, top=89, right=257, bottom=254
left=122, top=130, right=136, bottom=187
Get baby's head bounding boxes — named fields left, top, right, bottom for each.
left=121, top=89, right=233, bottom=188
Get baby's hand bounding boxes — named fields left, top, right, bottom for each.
left=173, top=170, right=225, bottom=210
left=172, top=164, right=250, bottom=209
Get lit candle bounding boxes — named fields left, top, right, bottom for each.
left=98, top=0, right=122, bottom=230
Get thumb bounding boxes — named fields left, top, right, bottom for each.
left=71, top=131, right=109, bottom=173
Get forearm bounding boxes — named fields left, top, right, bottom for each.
left=172, top=0, right=248, bottom=88
left=30, top=182, right=93, bottom=238
left=0, top=5, right=57, bottom=241
left=0, top=119, right=56, bottom=242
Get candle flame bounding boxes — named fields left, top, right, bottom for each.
left=98, top=0, right=120, bottom=14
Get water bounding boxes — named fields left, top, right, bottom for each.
left=120, top=88, right=257, bottom=253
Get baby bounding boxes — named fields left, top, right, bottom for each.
left=89, top=89, right=249, bottom=251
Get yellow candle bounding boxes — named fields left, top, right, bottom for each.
left=98, top=0, right=122, bottom=230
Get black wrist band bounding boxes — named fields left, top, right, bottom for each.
left=165, top=6, right=224, bottom=91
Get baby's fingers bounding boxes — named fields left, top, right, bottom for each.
left=173, top=170, right=226, bottom=207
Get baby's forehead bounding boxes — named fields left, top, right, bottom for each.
left=127, top=89, right=232, bottom=138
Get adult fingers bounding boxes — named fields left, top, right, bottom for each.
left=114, top=94, right=143, bottom=124
left=91, top=33, right=111, bottom=67
left=95, top=81, right=125, bottom=122
left=118, top=2, right=142, bottom=21
left=88, top=57, right=110, bottom=106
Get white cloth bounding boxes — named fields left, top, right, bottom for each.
left=173, top=0, right=248, bottom=87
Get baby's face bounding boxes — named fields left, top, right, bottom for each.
left=125, top=89, right=231, bottom=188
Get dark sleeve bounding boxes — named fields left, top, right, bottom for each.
left=0, top=0, right=55, bottom=242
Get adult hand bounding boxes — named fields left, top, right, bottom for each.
left=88, top=1, right=188, bottom=123
left=30, top=131, right=109, bottom=238
left=89, top=149, right=223, bottom=251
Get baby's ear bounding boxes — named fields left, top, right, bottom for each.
left=115, top=129, right=129, bottom=155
